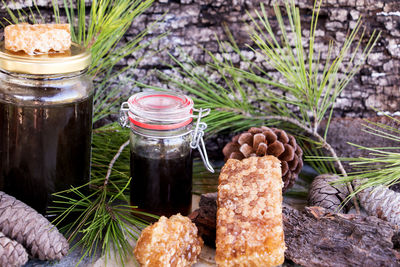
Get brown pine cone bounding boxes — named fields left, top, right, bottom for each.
left=222, top=126, right=303, bottom=192
left=308, top=174, right=349, bottom=213
left=0, top=191, right=69, bottom=261
left=0, top=232, right=28, bottom=267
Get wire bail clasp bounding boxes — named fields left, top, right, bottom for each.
left=119, top=102, right=130, bottom=128
left=190, top=108, right=214, bottom=173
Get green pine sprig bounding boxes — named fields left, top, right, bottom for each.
left=239, top=0, right=379, bottom=136
left=49, top=123, right=158, bottom=265
left=149, top=0, right=379, bottom=154
left=139, top=0, right=379, bottom=212
left=312, top=113, right=400, bottom=207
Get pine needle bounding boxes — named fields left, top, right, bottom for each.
left=327, top=114, right=400, bottom=206
left=49, top=123, right=157, bottom=264
left=138, top=0, right=379, bottom=180
left=136, top=0, right=379, bottom=213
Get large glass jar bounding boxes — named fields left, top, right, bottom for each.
left=120, top=92, right=213, bottom=218
left=0, top=43, right=93, bottom=215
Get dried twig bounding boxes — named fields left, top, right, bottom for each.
left=104, top=140, right=130, bottom=186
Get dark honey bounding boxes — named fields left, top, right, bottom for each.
left=0, top=95, right=93, bottom=215
left=130, top=152, right=193, bottom=217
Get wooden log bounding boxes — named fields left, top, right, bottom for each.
left=190, top=193, right=400, bottom=266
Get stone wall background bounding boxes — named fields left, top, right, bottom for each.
left=1, top=0, right=400, bottom=118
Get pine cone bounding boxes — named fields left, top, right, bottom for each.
left=0, top=191, right=69, bottom=261
left=358, top=185, right=400, bottom=227
left=0, top=232, right=28, bottom=267
left=223, top=126, right=303, bottom=192
left=308, top=174, right=349, bottom=212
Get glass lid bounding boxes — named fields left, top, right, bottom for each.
left=127, top=91, right=194, bottom=130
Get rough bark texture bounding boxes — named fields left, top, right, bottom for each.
left=188, top=192, right=217, bottom=247
left=1, top=0, right=400, bottom=116
left=190, top=192, right=400, bottom=267
left=283, top=205, right=399, bottom=267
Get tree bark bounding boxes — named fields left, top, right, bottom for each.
left=188, top=192, right=217, bottom=247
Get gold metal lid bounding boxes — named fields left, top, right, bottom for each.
left=0, top=42, right=91, bottom=74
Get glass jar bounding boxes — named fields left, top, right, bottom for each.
left=0, top=43, right=93, bottom=215
left=120, top=92, right=213, bottom=217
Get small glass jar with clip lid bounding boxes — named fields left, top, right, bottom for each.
left=120, top=91, right=213, bottom=217
left=0, top=43, right=93, bottom=215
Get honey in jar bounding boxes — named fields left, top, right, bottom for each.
left=120, top=92, right=213, bottom=217
left=0, top=38, right=93, bottom=215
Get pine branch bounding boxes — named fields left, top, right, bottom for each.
left=323, top=114, right=400, bottom=210
left=146, top=0, right=380, bottom=213
left=48, top=124, right=157, bottom=265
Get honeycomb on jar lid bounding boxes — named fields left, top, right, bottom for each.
left=4, top=24, right=71, bottom=55
left=134, top=213, right=203, bottom=267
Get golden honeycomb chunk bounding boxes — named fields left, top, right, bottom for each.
left=216, top=156, right=285, bottom=267
left=5, top=24, right=71, bottom=55
left=134, top=213, right=203, bottom=267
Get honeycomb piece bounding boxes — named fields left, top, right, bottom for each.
left=216, top=156, right=286, bottom=267
left=134, top=214, right=203, bottom=267
left=4, top=24, right=71, bottom=55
